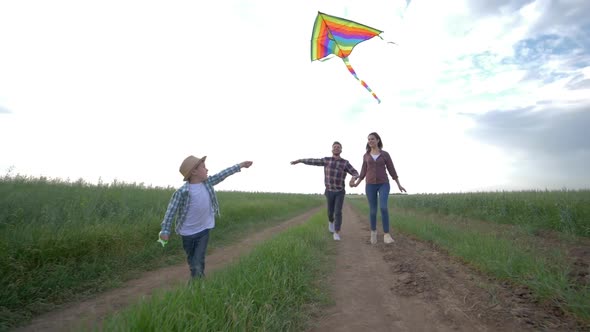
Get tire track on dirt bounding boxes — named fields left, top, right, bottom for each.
left=308, top=202, right=582, bottom=331
left=308, top=202, right=479, bottom=332
left=14, top=206, right=323, bottom=332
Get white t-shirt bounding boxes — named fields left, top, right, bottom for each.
left=371, top=153, right=381, bottom=161
left=179, top=183, right=215, bottom=236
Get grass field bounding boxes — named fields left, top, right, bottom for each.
left=349, top=191, right=590, bottom=323
left=100, top=212, right=333, bottom=332
left=379, top=190, right=590, bottom=237
left=0, top=175, right=324, bottom=331
left=2, top=174, right=589, bottom=329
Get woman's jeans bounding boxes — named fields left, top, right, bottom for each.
left=181, top=228, right=210, bottom=278
left=365, top=183, right=391, bottom=232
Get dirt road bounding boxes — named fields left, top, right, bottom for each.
left=308, top=203, right=581, bottom=332
left=14, top=206, right=323, bottom=332
left=15, top=203, right=582, bottom=331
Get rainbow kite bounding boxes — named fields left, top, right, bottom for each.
left=311, top=11, right=385, bottom=103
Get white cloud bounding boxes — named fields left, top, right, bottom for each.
left=1, top=0, right=589, bottom=193
left=0, top=105, right=11, bottom=114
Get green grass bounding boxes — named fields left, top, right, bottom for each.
left=381, top=190, right=590, bottom=237
left=0, top=175, right=324, bottom=331
left=99, top=212, right=334, bottom=332
left=5, top=174, right=589, bottom=330
left=349, top=196, right=590, bottom=323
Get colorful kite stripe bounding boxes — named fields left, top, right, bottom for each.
left=343, top=57, right=381, bottom=103
left=311, top=12, right=383, bottom=61
left=310, top=11, right=384, bottom=103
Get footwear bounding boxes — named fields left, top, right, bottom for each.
left=328, top=222, right=335, bottom=233
left=333, top=233, right=341, bottom=241
left=384, top=233, right=395, bottom=244
left=370, top=231, right=377, bottom=244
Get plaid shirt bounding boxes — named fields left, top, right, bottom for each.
left=299, top=157, right=359, bottom=191
left=160, top=164, right=241, bottom=236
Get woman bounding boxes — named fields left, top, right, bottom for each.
left=353, top=132, right=406, bottom=244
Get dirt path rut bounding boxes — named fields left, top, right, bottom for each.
left=15, top=206, right=323, bottom=332
left=308, top=202, right=581, bottom=332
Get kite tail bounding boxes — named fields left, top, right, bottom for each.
left=342, top=57, right=381, bottom=103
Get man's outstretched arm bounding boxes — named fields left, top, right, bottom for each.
left=290, top=158, right=326, bottom=166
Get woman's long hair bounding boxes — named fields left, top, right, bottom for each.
left=365, top=132, right=383, bottom=153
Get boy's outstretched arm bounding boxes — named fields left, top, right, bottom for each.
left=208, top=161, right=254, bottom=186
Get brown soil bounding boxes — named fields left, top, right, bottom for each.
left=397, top=208, right=590, bottom=292
left=307, top=203, right=587, bottom=332
left=13, top=203, right=588, bottom=332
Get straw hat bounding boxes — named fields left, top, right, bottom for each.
left=179, top=155, right=207, bottom=181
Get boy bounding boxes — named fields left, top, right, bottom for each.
left=159, top=155, right=253, bottom=278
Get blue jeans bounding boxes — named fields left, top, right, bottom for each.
left=181, top=228, right=210, bottom=278
left=365, top=183, right=391, bottom=233
left=325, top=189, right=345, bottom=231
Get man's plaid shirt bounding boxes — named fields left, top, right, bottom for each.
left=299, top=157, right=359, bottom=191
left=160, top=165, right=241, bottom=236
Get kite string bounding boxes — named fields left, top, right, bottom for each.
left=378, top=34, right=399, bottom=46
left=342, top=57, right=381, bottom=103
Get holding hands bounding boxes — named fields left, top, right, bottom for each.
left=350, top=177, right=362, bottom=188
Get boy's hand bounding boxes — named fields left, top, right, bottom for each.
left=158, top=232, right=169, bottom=247
left=239, top=161, right=253, bottom=168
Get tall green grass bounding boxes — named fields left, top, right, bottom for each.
left=385, top=190, right=590, bottom=237
left=0, top=175, right=323, bottom=331
left=100, top=212, right=333, bottom=332
left=349, top=196, right=590, bottom=324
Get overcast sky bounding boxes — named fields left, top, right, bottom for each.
left=1, top=0, right=588, bottom=194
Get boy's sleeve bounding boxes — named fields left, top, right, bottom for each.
left=160, top=190, right=182, bottom=235
left=207, top=164, right=241, bottom=186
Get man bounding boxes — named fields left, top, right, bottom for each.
left=291, top=141, right=360, bottom=241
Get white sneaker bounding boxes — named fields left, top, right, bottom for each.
left=384, top=233, right=395, bottom=244
left=370, top=231, right=377, bottom=244
left=333, top=233, right=341, bottom=241
left=328, top=222, right=335, bottom=233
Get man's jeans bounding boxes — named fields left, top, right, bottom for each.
left=181, top=228, right=210, bottom=278
left=325, top=189, right=345, bottom=232
left=365, top=183, right=391, bottom=232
